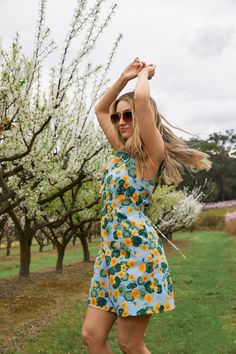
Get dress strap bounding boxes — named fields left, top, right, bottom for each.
left=153, top=224, right=187, bottom=261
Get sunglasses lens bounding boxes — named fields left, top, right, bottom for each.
left=110, top=113, right=120, bottom=124
left=123, top=111, right=132, bottom=121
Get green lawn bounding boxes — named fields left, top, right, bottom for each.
left=3, top=231, right=236, bottom=354
left=0, top=241, right=99, bottom=277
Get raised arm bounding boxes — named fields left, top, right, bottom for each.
left=95, top=58, right=144, bottom=150
left=134, top=65, right=165, bottom=165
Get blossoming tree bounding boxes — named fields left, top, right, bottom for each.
left=0, top=0, right=121, bottom=277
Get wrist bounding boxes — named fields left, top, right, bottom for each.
left=137, top=69, right=148, bottom=79
left=119, top=74, right=130, bottom=85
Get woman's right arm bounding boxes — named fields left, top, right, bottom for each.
left=95, top=58, right=144, bottom=150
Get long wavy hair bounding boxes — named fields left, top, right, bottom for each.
left=109, top=91, right=212, bottom=185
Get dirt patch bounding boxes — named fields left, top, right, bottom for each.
left=0, top=241, right=186, bottom=353
left=0, top=259, right=95, bottom=354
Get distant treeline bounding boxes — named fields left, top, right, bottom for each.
left=179, top=129, right=236, bottom=202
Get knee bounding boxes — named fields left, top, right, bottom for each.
left=118, top=334, right=144, bottom=353
left=81, top=323, right=105, bottom=346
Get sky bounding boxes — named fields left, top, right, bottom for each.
left=0, top=0, right=235, bottom=139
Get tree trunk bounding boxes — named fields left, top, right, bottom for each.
left=80, top=235, right=90, bottom=262
left=56, top=246, right=65, bottom=273
left=6, top=239, right=12, bottom=256
left=39, top=244, right=43, bottom=252
left=19, top=235, right=32, bottom=278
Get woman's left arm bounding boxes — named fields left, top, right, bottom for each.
left=134, top=66, right=165, bottom=164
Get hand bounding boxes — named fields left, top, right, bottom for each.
left=121, top=57, right=146, bottom=81
left=138, top=64, right=156, bottom=80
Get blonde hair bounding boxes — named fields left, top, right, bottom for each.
left=109, top=91, right=212, bottom=185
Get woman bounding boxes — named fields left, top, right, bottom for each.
left=81, top=58, right=211, bottom=354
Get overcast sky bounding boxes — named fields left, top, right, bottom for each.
left=0, top=0, right=235, bottom=139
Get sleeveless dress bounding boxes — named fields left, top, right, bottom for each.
left=87, top=150, right=176, bottom=317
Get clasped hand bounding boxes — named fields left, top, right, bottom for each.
left=121, top=57, right=156, bottom=81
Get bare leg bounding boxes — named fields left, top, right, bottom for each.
left=81, top=305, right=118, bottom=354
left=117, top=314, right=152, bottom=354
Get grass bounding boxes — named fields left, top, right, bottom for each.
left=1, top=231, right=236, bottom=354
left=0, top=240, right=99, bottom=277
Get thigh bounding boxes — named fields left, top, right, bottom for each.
left=82, top=305, right=118, bottom=340
left=117, top=314, right=152, bottom=343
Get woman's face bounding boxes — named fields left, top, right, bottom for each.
left=115, top=100, right=134, bottom=140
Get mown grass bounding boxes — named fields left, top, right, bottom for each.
left=0, top=241, right=99, bottom=277
left=3, top=231, right=236, bottom=354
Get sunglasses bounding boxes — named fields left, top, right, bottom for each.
left=110, top=111, right=133, bottom=125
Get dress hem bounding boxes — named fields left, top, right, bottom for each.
left=88, top=303, right=175, bottom=317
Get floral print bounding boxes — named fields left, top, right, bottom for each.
left=87, top=150, right=175, bottom=317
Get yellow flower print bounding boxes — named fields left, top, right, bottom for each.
left=128, top=274, right=136, bottom=281
left=118, top=271, right=125, bottom=277
left=101, top=230, right=108, bottom=238
left=121, top=301, right=128, bottom=310
left=110, top=257, right=118, bottom=266
left=164, top=301, right=172, bottom=311
left=100, top=253, right=105, bottom=261
left=107, top=205, right=111, bottom=212
left=101, top=218, right=105, bottom=226
left=122, top=174, right=129, bottom=181
left=158, top=267, right=163, bottom=274
left=120, top=250, right=126, bottom=257
left=130, top=220, right=137, bottom=226
left=131, top=289, right=140, bottom=298
left=121, top=264, right=127, bottom=271
left=112, top=201, right=116, bottom=208
left=100, top=280, right=106, bottom=287
left=141, top=244, right=148, bottom=251
left=117, top=230, right=123, bottom=238
left=138, top=220, right=145, bottom=228
left=124, top=237, right=132, bottom=247
left=123, top=310, right=129, bottom=316
left=147, top=309, right=153, bottom=314
left=147, top=254, right=152, bottom=262
left=117, top=195, right=125, bottom=203
left=109, top=274, right=116, bottom=285
left=153, top=302, right=161, bottom=312
left=144, top=294, right=154, bottom=303
left=113, top=156, right=121, bottom=164
left=141, top=190, right=146, bottom=197
left=131, top=229, right=138, bottom=236
left=142, top=275, right=149, bottom=282
left=112, top=242, right=118, bottom=249
left=128, top=259, right=136, bottom=267
left=138, top=263, right=146, bottom=272
left=110, top=178, right=115, bottom=184
left=98, top=290, right=105, bottom=297
left=121, top=222, right=128, bottom=228
left=114, top=289, right=120, bottom=298
left=124, top=181, right=130, bottom=188
left=120, top=165, right=126, bottom=170
left=131, top=192, right=139, bottom=202
left=104, top=305, right=109, bottom=311
left=91, top=297, right=97, bottom=305
left=126, top=206, right=134, bottom=214
left=105, top=249, right=111, bottom=256
left=152, top=248, right=160, bottom=257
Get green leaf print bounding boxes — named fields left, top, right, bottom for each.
left=100, top=269, right=107, bottom=278
left=111, top=249, right=120, bottom=257
left=127, top=165, right=136, bottom=178
left=145, top=262, right=154, bottom=273
left=126, top=186, right=136, bottom=196
left=117, top=212, right=127, bottom=221
left=105, top=256, right=111, bottom=266
left=113, top=276, right=121, bottom=289
left=132, top=236, right=143, bottom=247
left=97, top=297, right=107, bottom=307
left=137, top=276, right=145, bottom=285
left=119, top=284, right=126, bottom=295
left=144, top=280, right=154, bottom=293
left=114, top=263, right=121, bottom=272
left=127, top=282, right=137, bottom=289
left=122, top=198, right=130, bottom=206
left=121, top=273, right=129, bottom=281
left=137, top=309, right=148, bottom=316
left=124, top=291, right=135, bottom=301
left=117, top=186, right=126, bottom=194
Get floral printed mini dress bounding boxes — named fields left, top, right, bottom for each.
left=87, top=150, right=178, bottom=317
